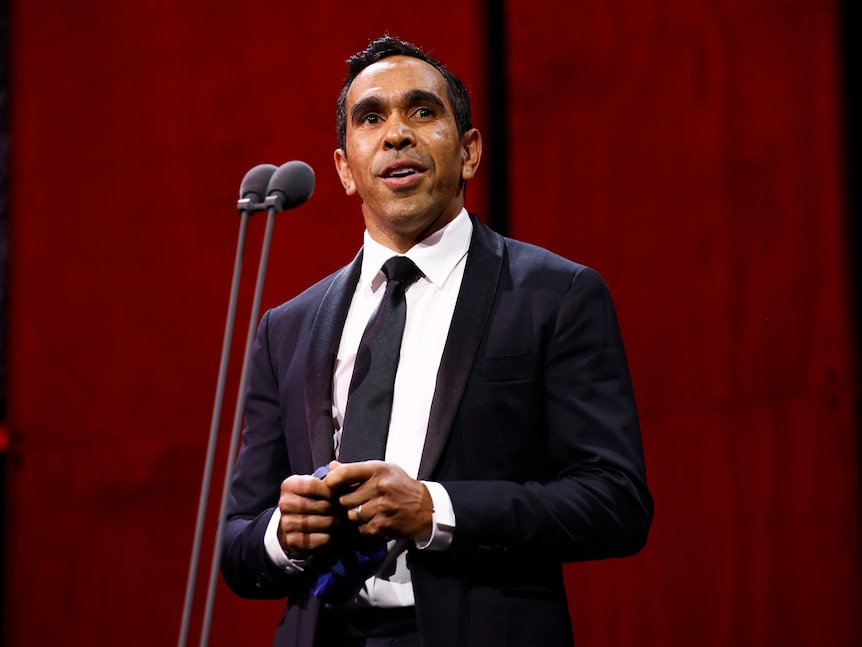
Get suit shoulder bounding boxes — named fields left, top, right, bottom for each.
left=264, top=267, right=344, bottom=328
left=501, top=235, right=605, bottom=287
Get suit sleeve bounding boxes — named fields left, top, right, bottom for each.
left=442, top=266, right=653, bottom=562
left=219, top=309, right=309, bottom=600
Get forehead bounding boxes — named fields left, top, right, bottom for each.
left=346, top=55, right=450, bottom=107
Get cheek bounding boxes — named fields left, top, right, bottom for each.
left=345, top=132, right=377, bottom=166
left=427, top=131, right=466, bottom=170
left=343, top=152, right=375, bottom=188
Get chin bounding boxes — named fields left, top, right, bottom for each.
left=380, top=202, right=436, bottom=226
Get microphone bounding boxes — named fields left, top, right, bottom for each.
left=237, top=163, right=278, bottom=214
left=264, top=160, right=316, bottom=213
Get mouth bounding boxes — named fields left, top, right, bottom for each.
left=387, top=168, right=418, bottom=178
left=379, top=160, right=427, bottom=187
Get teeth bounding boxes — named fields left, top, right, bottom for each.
left=390, top=168, right=416, bottom=177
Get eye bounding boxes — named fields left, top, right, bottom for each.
left=414, top=107, right=433, bottom=119
left=360, top=113, right=381, bottom=125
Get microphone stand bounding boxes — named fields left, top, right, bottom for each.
left=178, top=161, right=313, bottom=647
left=198, top=199, right=280, bottom=647
left=177, top=205, right=253, bottom=647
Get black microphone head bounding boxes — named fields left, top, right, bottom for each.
left=266, top=161, right=316, bottom=212
left=239, top=163, right=278, bottom=202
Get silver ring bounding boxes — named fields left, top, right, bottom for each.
left=355, top=504, right=368, bottom=523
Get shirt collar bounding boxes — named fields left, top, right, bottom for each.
left=359, top=209, right=472, bottom=291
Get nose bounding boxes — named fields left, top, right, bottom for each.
left=383, top=114, right=415, bottom=150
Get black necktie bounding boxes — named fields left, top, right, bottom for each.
left=338, top=256, right=422, bottom=463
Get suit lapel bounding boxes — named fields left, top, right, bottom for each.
left=417, top=216, right=504, bottom=479
left=305, top=250, right=363, bottom=470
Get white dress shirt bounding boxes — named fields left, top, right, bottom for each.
left=264, top=208, right=472, bottom=607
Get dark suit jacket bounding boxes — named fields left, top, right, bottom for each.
left=221, top=215, right=653, bottom=647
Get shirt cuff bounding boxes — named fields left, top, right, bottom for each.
left=415, top=481, right=456, bottom=551
left=263, top=507, right=311, bottom=574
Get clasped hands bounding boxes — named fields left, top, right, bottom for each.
left=277, top=460, right=433, bottom=560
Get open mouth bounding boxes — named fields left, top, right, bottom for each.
left=388, top=168, right=418, bottom=178
left=380, top=163, right=425, bottom=189
left=381, top=159, right=425, bottom=181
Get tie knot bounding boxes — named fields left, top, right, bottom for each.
left=382, top=256, right=421, bottom=286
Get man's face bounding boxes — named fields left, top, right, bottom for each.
left=334, top=56, right=480, bottom=250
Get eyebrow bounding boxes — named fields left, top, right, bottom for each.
left=403, top=89, right=447, bottom=112
left=350, top=89, right=448, bottom=123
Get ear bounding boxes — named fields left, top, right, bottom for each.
left=334, top=148, right=357, bottom=195
left=459, top=128, right=482, bottom=182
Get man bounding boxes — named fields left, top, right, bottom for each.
left=221, top=36, right=652, bottom=647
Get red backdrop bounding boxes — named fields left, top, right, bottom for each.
left=4, top=0, right=858, bottom=646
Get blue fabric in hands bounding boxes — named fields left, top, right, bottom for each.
left=309, top=465, right=387, bottom=604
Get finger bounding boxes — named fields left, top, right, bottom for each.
left=279, top=507, right=339, bottom=532
left=324, top=460, right=381, bottom=490
left=278, top=492, right=334, bottom=516
left=278, top=510, right=338, bottom=558
left=349, top=479, right=433, bottom=540
left=282, top=474, right=333, bottom=500
left=280, top=530, right=333, bottom=557
left=336, top=480, right=377, bottom=509
left=348, top=502, right=373, bottom=525
left=335, top=461, right=409, bottom=509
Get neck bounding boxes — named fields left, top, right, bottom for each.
left=365, top=207, right=463, bottom=253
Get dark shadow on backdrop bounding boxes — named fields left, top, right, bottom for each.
left=0, top=0, right=9, bottom=641
left=485, top=0, right=509, bottom=236
left=841, top=0, right=862, bottom=571
left=1, top=0, right=8, bottom=417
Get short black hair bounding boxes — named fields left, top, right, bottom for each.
left=336, top=36, right=473, bottom=153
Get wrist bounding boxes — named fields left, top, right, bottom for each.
left=264, top=508, right=312, bottom=574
